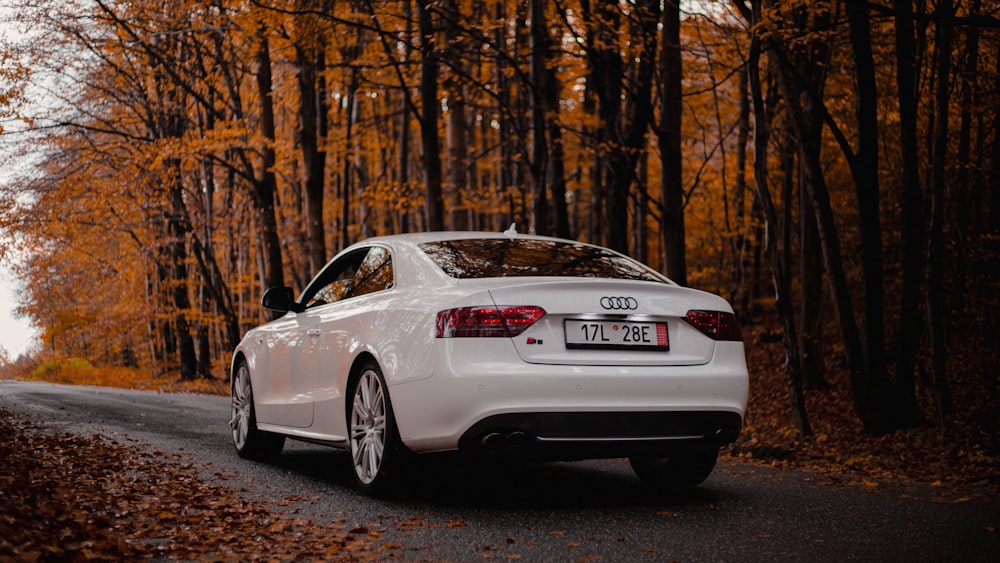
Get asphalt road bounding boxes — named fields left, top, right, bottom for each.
left=1, top=380, right=996, bottom=562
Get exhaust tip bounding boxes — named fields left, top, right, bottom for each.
left=713, top=428, right=740, bottom=445
left=505, top=431, right=530, bottom=455
left=479, top=431, right=534, bottom=456
left=481, top=432, right=504, bottom=454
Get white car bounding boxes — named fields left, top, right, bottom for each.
left=230, top=231, right=749, bottom=495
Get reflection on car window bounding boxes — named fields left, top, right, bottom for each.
left=351, top=247, right=394, bottom=297
left=302, top=246, right=394, bottom=309
left=419, top=239, right=666, bottom=282
left=307, top=277, right=354, bottom=308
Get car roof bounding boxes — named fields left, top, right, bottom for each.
left=351, top=230, right=579, bottom=247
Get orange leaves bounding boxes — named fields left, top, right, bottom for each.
left=0, top=407, right=384, bottom=561
left=731, top=334, right=999, bottom=500
left=0, top=47, right=29, bottom=134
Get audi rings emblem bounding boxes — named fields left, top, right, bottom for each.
left=600, top=296, right=638, bottom=310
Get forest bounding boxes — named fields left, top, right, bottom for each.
left=0, top=0, right=997, bottom=445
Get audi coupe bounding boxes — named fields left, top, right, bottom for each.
left=230, top=231, right=749, bottom=495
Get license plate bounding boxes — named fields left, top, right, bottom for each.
left=565, top=319, right=669, bottom=351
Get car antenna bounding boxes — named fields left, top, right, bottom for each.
left=503, top=223, right=517, bottom=239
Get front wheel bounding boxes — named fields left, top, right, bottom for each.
left=629, top=447, right=719, bottom=492
left=349, top=361, right=406, bottom=495
left=230, top=361, right=285, bottom=460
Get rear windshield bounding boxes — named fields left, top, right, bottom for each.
left=419, top=238, right=667, bottom=282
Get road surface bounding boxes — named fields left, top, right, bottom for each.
left=1, top=380, right=996, bottom=562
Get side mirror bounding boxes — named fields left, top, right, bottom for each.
left=261, top=286, right=297, bottom=313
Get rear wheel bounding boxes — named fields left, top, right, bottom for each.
left=349, top=361, right=405, bottom=495
left=629, top=447, right=719, bottom=491
left=230, top=361, right=285, bottom=460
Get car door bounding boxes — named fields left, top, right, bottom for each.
left=252, top=311, right=320, bottom=428
left=304, top=246, right=397, bottom=438
left=253, top=248, right=370, bottom=429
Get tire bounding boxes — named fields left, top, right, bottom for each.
left=629, top=446, right=719, bottom=492
left=230, top=361, right=285, bottom=460
left=348, top=361, right=406, bottom=495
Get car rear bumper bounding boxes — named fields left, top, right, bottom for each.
left=389, top=340, right=749, bottom=455
left=457, top=410, right=741, bottom=461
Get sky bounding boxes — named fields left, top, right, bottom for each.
left=1, top=8, right=39, bottom=360
left=0, top=267, right=37, bottom=359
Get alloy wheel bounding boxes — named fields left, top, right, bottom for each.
left=231, top=363, right=252, bottom=450
left=350, top=368, right=387, bottom=485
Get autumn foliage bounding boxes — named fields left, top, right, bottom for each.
left=0, top=408, right=386, bottom=560
left=0, top=0, right=997, bottom=450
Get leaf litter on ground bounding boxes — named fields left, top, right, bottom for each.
left=0, top=407, right=393, bottom=561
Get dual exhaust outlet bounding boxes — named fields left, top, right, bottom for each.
left=479, top=427, right=739, bottom=453
left=479, top=431, right=532, bottom=456
left=476, top=426, right=739, bottom=457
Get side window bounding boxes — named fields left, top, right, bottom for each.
left=302, top=249, right=367, bottom=309
left=351, top=247, right=394, bottom=297
left=300, top=246, right=394, bottom=310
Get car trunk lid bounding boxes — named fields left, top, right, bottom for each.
left=488, top=280, right=724, bottom=366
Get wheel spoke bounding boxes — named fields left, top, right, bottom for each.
left=353, top=388, right=369, bottom=419
left=236, top=411, right=248, bottom=446
left=371, top=433, right=385, bottom=459
left=353, top=436, right=366, bottom=464
left=231, top=367, right=252, bottom=449
left=351, top=368, right=388, bottom=485
left=362, top=374, right=376, bottom=410
left=366, top=440, right=379, bottom=479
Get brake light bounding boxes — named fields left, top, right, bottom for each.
left=684, top=310, right=743, bottom=341
left=436, top=306, right=546, bottom=338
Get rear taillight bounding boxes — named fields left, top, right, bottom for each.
left=684, top=310, right=743, bottom=341
left=436, top=306, right=546, bottom=338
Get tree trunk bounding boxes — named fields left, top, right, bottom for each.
left=167, top=168, right=198, bottom=381
left=747, top=0, right=810, bottom=435
left=846, top=0, right=903, bottom=431
left=493, top=0, right=513, bottom=231
left=195, top=311, right=212, bottom=379
left=893, top=0, right=925, bottom=413
left=398, top=81, right=412, bottom=233
left=992, top=43, right=1000, bottom=232
left=443, top=0, right=470, bottom=231
left=635, top=152, right=649, bottom=264
left=776, top=57, right=866, bottom=431
left=340, top=71, right=357, bottom=247
left=992, top=50, right=1000, bottom=231
left=733, top=65, right=751, bottom=315
left=792, top=2, right=832, bottom=391
left=418, top=0, right=445, bottom=231
left=253, top=26, right=285, bottom=294
left=528, top=0, right=549, bottom=235
left=584, top=73, right=603, bottom=246
left=581, top=0, right=626, bottom=252
left=927, top=0, right=956, bottom=416
left=660, top=0, right=685, bottom=283
left=799, top=170, right=826, bottom=389
left=619, top=0, right=658, bottom=254
left=295, top=22, right=327, bottom=277
left=546, top=61, right=570, bottom=239
left=953, top=0, right=982, bottom=299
